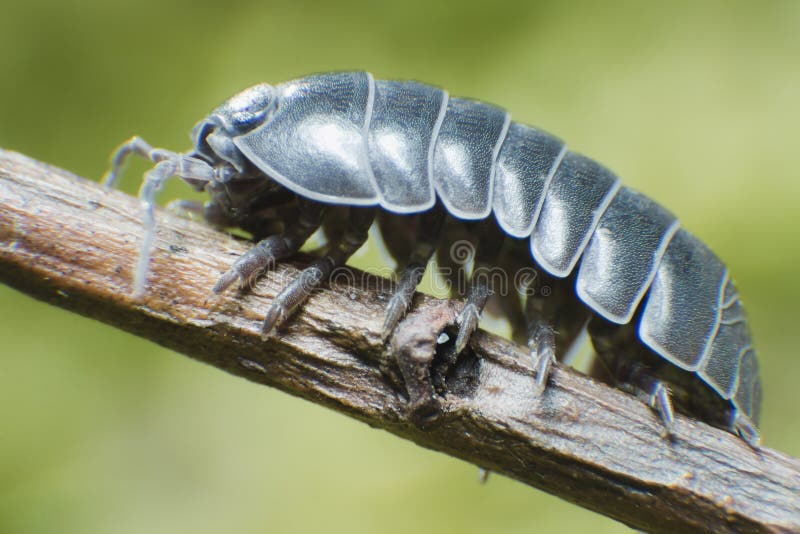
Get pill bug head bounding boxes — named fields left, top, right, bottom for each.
left=187, top=83, right=293, bottom=222
left=190, top=83, right=277, bottom=174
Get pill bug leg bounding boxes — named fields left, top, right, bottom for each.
left=500, top=259, right=529, bottom=347
left=165, top=198, right=255, bottom=231
left=213, top=199, right=325, bottom=294
left=381, top=206, right=446, bottom=340
left=528, top=321, right=557, bottom=396
left=261, top=207, right=376, bottom=338
left=452, top=222, right=506, bottom=355
left=524, top=274, right=591, bottom=395
left=731, top=409, right=761, bottom=448
left=624, top=364, right=677, bottom=437
left=588, top=319, right=682, bottom=439
left=373, top=211, right=416, bottom=264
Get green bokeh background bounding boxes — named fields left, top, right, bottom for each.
left=1, top=1, right=798, bottom=532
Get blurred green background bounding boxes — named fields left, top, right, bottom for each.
left=1, top=0, right=798, bottom=532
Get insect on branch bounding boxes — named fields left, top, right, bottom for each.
left=0, top=149, right=798, bottom=533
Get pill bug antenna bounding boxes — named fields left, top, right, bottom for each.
left=133, top=166, right=163, bottom=297
left=103, top=136, right=156, bottom=188
left=132, top=153, right=220, bottom=297
left=100, top=137, right=219, bottom=298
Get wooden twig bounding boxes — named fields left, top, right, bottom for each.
left=0, top=148, right=798, bottom=533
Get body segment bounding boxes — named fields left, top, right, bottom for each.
left=529, top=151, right=621, bottom=278
left=576, top=186, right=680, bottom=325
left=366, top=80, right=446, bottom=212
left=431, top=97, right=510, bottom=219
left=492, top=123, right=566, bottom=238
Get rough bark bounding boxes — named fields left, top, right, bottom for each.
left=0, top=148, right=798, bottom=533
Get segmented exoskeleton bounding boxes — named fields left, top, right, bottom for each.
left=104, top=71, right=762, bottom=445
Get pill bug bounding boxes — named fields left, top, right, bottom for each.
left=104, top=71, right=761, bottom=446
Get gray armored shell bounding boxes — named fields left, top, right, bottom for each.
left=227, top=71, right=760, bottom=423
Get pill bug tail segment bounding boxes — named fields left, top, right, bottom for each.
left=588, top=317, right=761, bottom=448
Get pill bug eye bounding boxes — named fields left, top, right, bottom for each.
left=216, top=83, right=276, bottom=134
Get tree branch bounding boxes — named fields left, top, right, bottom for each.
left=0, top=148, right=798, bottom=533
